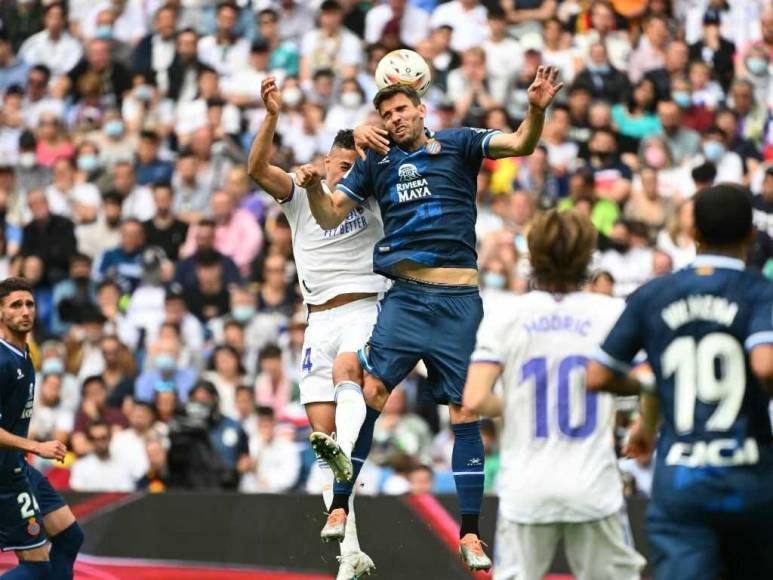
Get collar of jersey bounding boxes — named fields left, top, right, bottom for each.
left=691, top=254, right=745, bottom=271
left=392, top=128, right=435, bottom=157
left=0, top=339, right=26, bottom=359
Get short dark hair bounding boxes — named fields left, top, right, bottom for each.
left=256, top=406, right=275, bottom=419
left=373, top=84, right=421, bottom=111
left=235, top=385, right=254, bottom=398
left=0, top=277, right=32, bottom=303
left=70, top=253, right=91, bottom=266
left=82, top=375, right=106, bottom=392
left=258, top=343, right=282, bottom=362
left=258, top=8, right=278, bottom=21
left=139, top=130, right=159, bottom=142
left=487, top=5, right=506, bottom=19
left=198, top=218, right=216, bottom=229
left=691, top=161, right=717, bottom=185
left=331, top=129, right=355, bottom=152
left=693, top=184, right=754, bottom=246
left=320, top=0, right=342, bottom=11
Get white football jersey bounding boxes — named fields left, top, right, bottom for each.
left=281, top=175, right=389, bottom=305
left=472, top=291, right=626, bottom=524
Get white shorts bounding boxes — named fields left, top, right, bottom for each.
left=299, top=297, right=379, bottom=405
left=493, top=512, right=645, bottom=580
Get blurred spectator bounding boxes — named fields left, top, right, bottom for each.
left=0, top=32, right=30, bottom=92
left=695, top=126, right=744, bottom=184
left=689, top=10, right=735, bottom=94
left=371, top=387, right=433, bottom=467
left=110, top=402, right=161, bottom=481
left=573, top=43, right=630, bottom=104
left=657, top=199, right=697, bottom=270
left=300, top=1, right=363, bottom=82
left=481, top=418, right=499, bottom=494
left=71, top=376, right=129, bottom=457
left=183, top=251, right=232, bottom=323
left=94, top=218, right=146, bottom=293
left=51, top=253, right=95, bottom=335
left=256, top=254, right=297, bottom=317
left=409, top=463, right=434, bottom=495
left=430, top=0, right=488, bottom=53
left=143, top=183, right=189, bottom=262
left=235, top=385, right=259, bottom=447
left=587, top=270, right=615, bottom=296
left=135, top=334, right=198, bottom=402
left=19, top=3, right=81, bottom=79
left=138, top=438, right=170, bottom=492
left=28, top=371, right=74, bottom=444
left=98, top=334, right=136, bottom=410
left=365, top=0, right=430, bottom=49
left=198, top=2, right=250, bottom=78
left=204, top=345, right=247, bottom=419
left=239, top=406, right=301, bottom=493
left=254, top=344, right=293, bottom=416
left=96, top=279, right=139, bottom=349
left=70, top=421, right=136, bottom=492
left=654, top=100, right=701, bottom=166
left=131, top=5, right=177, bottom=94
left=256, top=8, right=299, bottom=78
left=597, top=220, right=654, bottom=298
left=135, top=131, right=174, bottom=186
left=68, top=38, right=133, bottom=108
left=21, top=188, right=77, bottom=286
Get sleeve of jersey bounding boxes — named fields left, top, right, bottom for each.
left=470, top=311, right=507, bottom=366
left=336, top=157, right=370, bottom=204
left=593, top=293, right=645, bottom=376
left=463, top=128, right=504, bottom=162
left=745, top=283, right=773, bottom=351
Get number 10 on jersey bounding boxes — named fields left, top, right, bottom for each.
left=521, top=355, right=598, bottom=440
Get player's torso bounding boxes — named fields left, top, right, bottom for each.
left=641, top=265, right=773, bottom=509
left=0, top=343, right=36, bottom=475
left=284, top=180, right=388, bottom=305
left=496, top=292, right=624, bottom=523
left=370, top=131, right=479, bottom=272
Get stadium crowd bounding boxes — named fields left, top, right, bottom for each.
left=4, top=0, right=772, bottom=498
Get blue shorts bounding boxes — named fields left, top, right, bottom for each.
left=647, top=498, right=773, bottom=580
left=358, top=279, right=483, bottom=405
left=0, top=465, right=65, bottom=552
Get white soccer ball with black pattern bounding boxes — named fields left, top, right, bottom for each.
left=374, top=49, right=432, bottom=96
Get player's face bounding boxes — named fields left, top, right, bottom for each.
left=324, top=147, right=357, bottom=189
left=0, top=290, right=35, bottom=335
left=378, top=94, right=426, bottom=148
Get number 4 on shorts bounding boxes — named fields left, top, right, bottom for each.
left=302, top=348, right=313, bottom=373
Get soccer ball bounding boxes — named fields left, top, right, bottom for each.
left=374, top=49, right=432, bottom=97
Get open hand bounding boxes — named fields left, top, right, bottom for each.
left=622, top=418, right=656, bottom=461
left=527, top=66, right=565, bottom=112
left=260, top=76, right=282, bottom=115
left=295, top=164, right=323, bottom=190
left=35, top=440, right=67, bottom=462
left=353, top=124, right=390, bottom=160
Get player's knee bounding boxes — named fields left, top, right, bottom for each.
left=53, top=521, right=84, bottom=554
left=363, top=379, right=389, bottom=410
left=450, top=403, right=479, bottom=424
left=332, top=355, right=362, bottom=384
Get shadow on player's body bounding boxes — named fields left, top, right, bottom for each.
left=588, top=184, right=773, bottom=579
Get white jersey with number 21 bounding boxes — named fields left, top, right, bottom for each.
left=472, top=291, right=626, bottom=524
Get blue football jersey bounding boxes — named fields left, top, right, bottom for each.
left=596, top=255, right=773, bottom=515
left=0, top=340, right=36, bottom=477
left=336, top=127, right=501, bottom=278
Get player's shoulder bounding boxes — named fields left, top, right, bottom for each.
left=569, top=291, right=625, bottom=314
left=738, top=268, right=773, bottom=300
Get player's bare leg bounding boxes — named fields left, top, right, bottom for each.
left=306, top=399, right=375, bottom=579
left=310, top=353, right=368, bottom=483
left=449, top=403, right=492, bottom=572
left=2, top=545, right=51, bottom=579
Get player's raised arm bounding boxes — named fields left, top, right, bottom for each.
left=247, top=76, right=294, bottom=201
left=296, top=164, right=358, bottom=229
left=487, top=66, right=565, bottom=159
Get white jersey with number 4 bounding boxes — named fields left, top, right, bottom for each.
left=281, top=175, right=389, bottom=305
left=472, top=291, right=626, bottom=524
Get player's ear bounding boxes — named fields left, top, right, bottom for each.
left=690, top=225, right=702, bottom=247
left=418, top=102, right=427, bottom=119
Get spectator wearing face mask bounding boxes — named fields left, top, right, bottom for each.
left=324, top=78, right=369, bottom=133
left=480, top=257, right=512, bottom=296
left=135, top=335, right=198, bottom=402
left=692, top=126, right=744, bottom=184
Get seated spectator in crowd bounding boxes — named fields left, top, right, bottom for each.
left=94, top=218, right=146, bottom=294
left=143, top=183, right=188, bottom=262
left=558, top=168, right=620, bottom=237
left=95, top=279, right=139, bottom=349
left=183, top=251, right=232, bottom=323
left=174, top=219, right=242, bottom=291
left=28, top=370, right=74, bottom=444
left=51, top=254, right=95, bottom=338
left=135, top=334, right=198, bottom=402
left=98, top=334, right=136, bottom=411
left=655, top=100, right=701, bottom=166
left=76, top=191, right=123, bottom=260
left=254, top=344, right=293, bottom=418
left=573, top=43, right=630, bottom=104
left=138, top=438, right=170, bottom=492
left=693, top=126, right=744, bottom=184
left=656, top=199, right=697, bottom=270
left=586, top=270, right=615, bottom=296
left=256, top=254, right=298, bottom=318
left=597, top=220, right=655, bottom=298
left=21, top=188, right=77, bottom=286
left=71, top=375, right=129, bottom=456
left=135, top=130, right=174, bottom=186
left=409, top=464, right=435, bottom=495
left=149, top=289, right=205, bottom=360
left=70, top=421, right=136, bottom=492
left=45, top=157, right=101, bottom=224
left=235, top=385, right=259, bottom=449
left=239, top=406, right=300, bottom=493
left=111, top=402, right=163, bottom=481
left=204, top=345, right=247, bottom=420
left=371, top=387, right=433, bottom=467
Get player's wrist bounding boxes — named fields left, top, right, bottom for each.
left=28, top=440, right=40, bottom=456
left=528, top=103, right=546, bottom=116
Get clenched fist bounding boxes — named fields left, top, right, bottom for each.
left=295, top=164, right=323, bottom=190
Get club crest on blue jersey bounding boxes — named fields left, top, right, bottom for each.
left=426, top=139, right=442, bottom=155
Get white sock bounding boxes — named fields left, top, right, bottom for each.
left=320, top=461, right=334, bottom=511
left=334, top=381, right=367, bottom=458
left=340, top=492, right=361, bottom=556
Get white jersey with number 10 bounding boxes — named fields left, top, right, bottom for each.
left=471, top=291, right=626, bottom=524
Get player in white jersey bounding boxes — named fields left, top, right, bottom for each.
left=463, top=209, right=646, bottom=580
left=248, top=76, right=389, bottom=580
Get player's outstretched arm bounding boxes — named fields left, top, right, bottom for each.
left=487, top=65, right=564, bottom=159
left=586, top=361, right=643, bottom=396
left=463, top=362, right=504, bottom=417
left=247, top=76, right=294, bottom=201
left=296, top=164, right=358, bottom=229
left=0, top=427, right=66, bottom=461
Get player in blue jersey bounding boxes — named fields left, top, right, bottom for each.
left=0, top=278, right=84, bottom=580
left=299, top=66, right=564, bottom=571
left=587, top=184, right=773, bottom=580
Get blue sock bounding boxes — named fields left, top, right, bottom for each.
left=49, top=522, right=83, bottom=580
left=331, top=405, right=380, bottom=510
left=0, top=561, right=52, bottom=579
left=452, top=421, right=485, bottom=537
